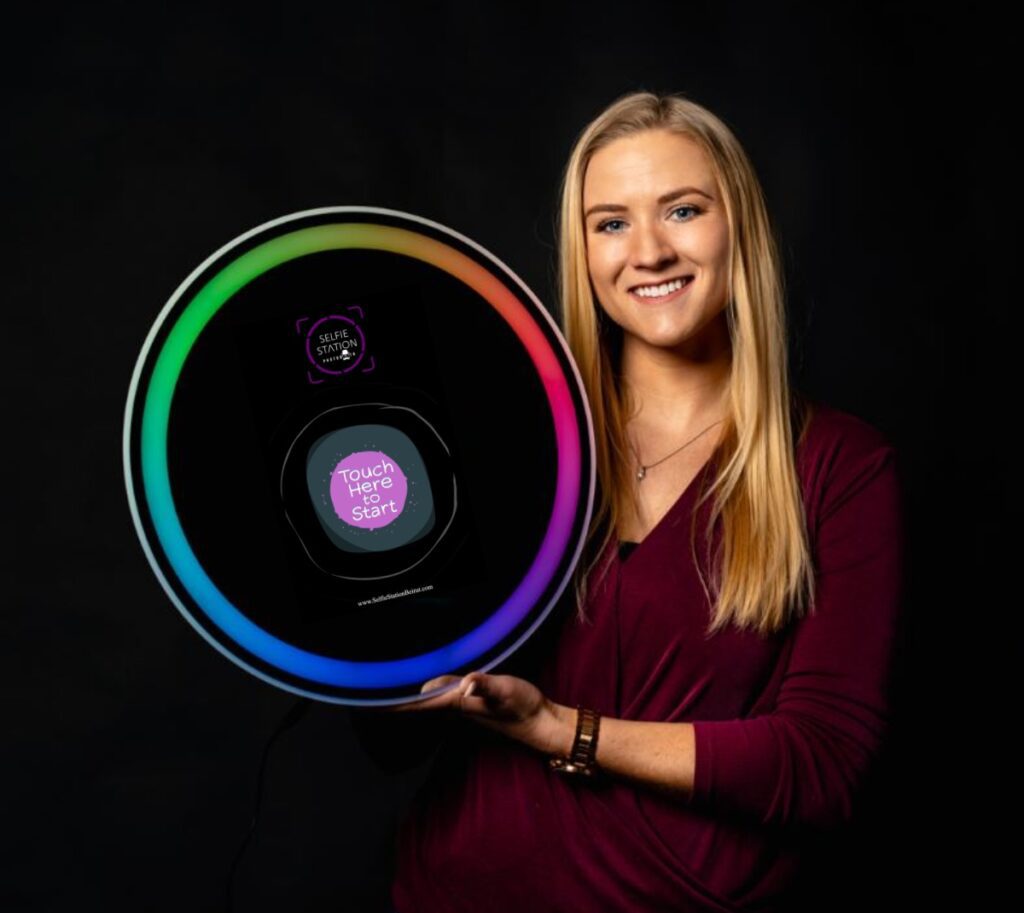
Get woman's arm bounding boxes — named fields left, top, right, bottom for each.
left=403, top=425, right=904, bottom=833
left=542, top=703, right=697, bottom=802
left=539, top=437, right=906, bottom=832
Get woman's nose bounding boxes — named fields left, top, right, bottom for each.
left=629, top=224, right=677, bottom=270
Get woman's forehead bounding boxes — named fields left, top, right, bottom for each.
left=583, top=132, right=715, bottom=204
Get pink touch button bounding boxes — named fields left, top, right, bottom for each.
left=329, top=451, right=409, bottom=530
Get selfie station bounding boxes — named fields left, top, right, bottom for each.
left=123, top=207, right=595, bottom=706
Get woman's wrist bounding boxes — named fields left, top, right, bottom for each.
left=536, top=699, right=577, bottom=757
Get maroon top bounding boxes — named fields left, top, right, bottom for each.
left=387, top=401, right=906, bottom=912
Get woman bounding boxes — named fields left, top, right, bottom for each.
left=353, top=90, right=906, bottom=912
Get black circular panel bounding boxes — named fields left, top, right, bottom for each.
left=123, top=207, right=594, bottom=705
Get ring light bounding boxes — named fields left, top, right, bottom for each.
left=123, top=207, right=595, bottom=705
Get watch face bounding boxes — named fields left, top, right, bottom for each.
left=123, top=207, right=595, bottom=705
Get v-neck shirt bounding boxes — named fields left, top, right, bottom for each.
left=389, top=400, right=906, bottom=913
left=615, top=448, right=718, bottom=569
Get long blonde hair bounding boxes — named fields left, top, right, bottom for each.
left=559, top=90, right=815, bottom=638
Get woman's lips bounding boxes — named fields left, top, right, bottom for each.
left=627, top=275, right=694, bottom=304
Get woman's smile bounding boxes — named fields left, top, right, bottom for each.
left=627, top=274, right=695, bottom=304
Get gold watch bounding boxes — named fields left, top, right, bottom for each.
left=548, top=706, right=601, bottom=777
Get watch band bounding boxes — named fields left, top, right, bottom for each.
left=548, top=706, right=601, bottom=777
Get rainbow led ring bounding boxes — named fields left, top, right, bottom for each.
left=123, top=207, right=594, bottom=704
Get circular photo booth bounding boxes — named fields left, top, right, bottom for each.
left=123, top=207, right=595, bottom=705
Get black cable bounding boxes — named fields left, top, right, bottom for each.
left=225, top=696, right=313, bottom=912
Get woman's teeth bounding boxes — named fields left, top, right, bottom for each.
left=631, top=276, right=693, bottom=299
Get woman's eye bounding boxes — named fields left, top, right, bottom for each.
left=595, top=206, right=700, bottom=234
left=671, top=205, right=700, bottom=221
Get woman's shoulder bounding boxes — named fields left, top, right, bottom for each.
left=794, top=395, right=901, bottom=533
left=797, top=396, right=895, bottom=458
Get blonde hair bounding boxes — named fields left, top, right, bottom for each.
left=558, top=90, right=816, bottom=637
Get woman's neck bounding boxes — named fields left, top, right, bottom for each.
left=620, top=337, right=732, bottom=433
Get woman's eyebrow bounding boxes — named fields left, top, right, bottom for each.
left=584, top=185, right=713, bottom=219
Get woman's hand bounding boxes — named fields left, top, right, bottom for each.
left=383, top=670, right=568, bottom=756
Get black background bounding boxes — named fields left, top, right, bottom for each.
left=5, top=2, right=1011, bottom=911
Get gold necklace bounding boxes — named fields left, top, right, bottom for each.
left=628, top=419, right=724, bottom=482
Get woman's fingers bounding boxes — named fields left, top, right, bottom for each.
left=421, top=674, right=461, bottom=693
left=364, top=671, right=487, bottom=712
left=375, top=673, right=477, bottom=712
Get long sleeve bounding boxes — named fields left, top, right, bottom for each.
left=686, top=434, right=906, bottom=833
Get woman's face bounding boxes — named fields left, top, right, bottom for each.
left=582, top=129, right=731, bottom=356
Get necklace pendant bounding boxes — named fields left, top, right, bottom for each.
left=636, top=466, right=646, bottom=482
